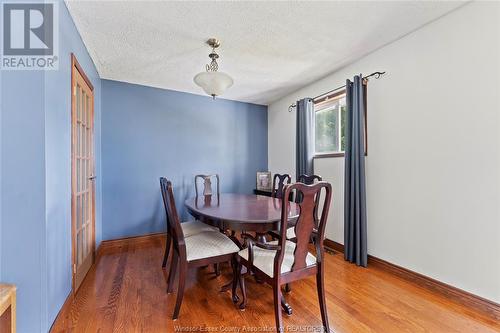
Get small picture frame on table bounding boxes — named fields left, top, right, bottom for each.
left=256, top=172, right=272, bottom=191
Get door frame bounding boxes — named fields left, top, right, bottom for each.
left=70, top=53, right=95, bottom=293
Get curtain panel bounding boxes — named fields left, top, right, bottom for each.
left=296, top=98, right=315, bottom=181
left=344, top=75, right=368, bottom=267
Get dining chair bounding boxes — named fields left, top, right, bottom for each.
left=160, top=178, right=240, bottom=319
left=195, top=174, right=220, bottom=197
left=236, top=181, right=332, bottom=332
left=282, top=174, right=324, bottom=294
left=161, top=178, right=222, bottom=271
left=271, top=174, right=291, bottom=199
left=162, top=217, right=219, bottom=268
left=194, top=173, right=225, bottom=275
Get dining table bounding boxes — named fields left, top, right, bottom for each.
left=184, top=193, right=299, bottom=242
left=184, top=193, right=300, bottom=314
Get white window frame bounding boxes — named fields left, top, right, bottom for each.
left=314, top=92, right=347, bottom=158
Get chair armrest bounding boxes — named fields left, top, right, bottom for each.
left=254, top=242, right=281, bottom=251
left=240, top=233, right=281, bottom=266
left=241, top=232, right=257, bottom=242
left=241, top=232, right=281, bottom=251
left=239, top=232, right=256, bottom=267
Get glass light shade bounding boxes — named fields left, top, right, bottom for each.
left=193, top=71, right=233, bottom=97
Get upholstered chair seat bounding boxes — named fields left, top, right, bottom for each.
left=238, top=240, right=316, bottom=277
left=186, top=231, right=239, bottom=261
left=181, top=220, right=218, bottom=237
left=285, top=226, right=318, bottom=240
left=285, top=228, right=296, bottom=240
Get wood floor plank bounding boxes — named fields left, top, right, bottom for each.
left=50, top=237, right=500, bottom=333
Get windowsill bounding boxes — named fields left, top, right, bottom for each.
left=314, top=152, right=345, bottom=159
left=314, top=151, right=368, bottom=159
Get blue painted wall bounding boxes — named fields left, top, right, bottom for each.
left=1, top=69, right=47, bottom=332
left=1, top=1, right=102, bottom=332
left=101, top=80, right=268, bottom=240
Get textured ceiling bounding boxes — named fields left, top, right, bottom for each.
left=65, top=1, right=466, bottom=105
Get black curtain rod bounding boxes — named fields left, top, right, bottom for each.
left=288, top=71, right=386, bottom=112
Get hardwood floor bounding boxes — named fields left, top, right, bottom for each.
left=51, top=236, right=500, bottom=333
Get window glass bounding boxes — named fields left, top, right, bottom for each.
left=315, top=95, right=346, bottom=154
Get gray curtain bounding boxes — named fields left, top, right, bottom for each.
left=344, top=75, right=368, bottom=267
left=296, top=98, right=315, bottom=180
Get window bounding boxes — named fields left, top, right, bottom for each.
left=314, top=88, right=367, bottom=158
left=315, top=91, right=347, bottom=156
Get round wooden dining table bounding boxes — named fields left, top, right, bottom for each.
left=184, top=193, right=299, bottom=235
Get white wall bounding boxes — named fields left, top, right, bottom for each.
left=268, top=2, right=500, bottom=303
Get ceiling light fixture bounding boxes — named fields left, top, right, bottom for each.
left=193, top=38, right=233, bottom=99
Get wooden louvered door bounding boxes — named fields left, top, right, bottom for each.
left=71, top=54, right=95, bottom=292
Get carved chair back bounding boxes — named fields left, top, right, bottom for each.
left=271, top=173, right=291, bottom=199
left=160, top=178, right=186, bottom=250
left=297, top=174, right=323, bottom=221
left=195, top=174, right=220, bottom=197
left=276, top=182, right=332, bottom=275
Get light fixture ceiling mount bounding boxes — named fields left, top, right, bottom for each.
left=206, top=38, right=220, bottom=49
left=193, top=38, right=233, bottom=99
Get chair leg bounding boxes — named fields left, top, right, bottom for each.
left=162, top=233, right=172, bottom=268
left=281, top=294, right=292, bottom=316
left=273, top=282, right=284, bottom=332
left=238, top=261, right=247, bottom=310
left=173, top=262, right=188, bottom=320
left=214, top=263, right=220, bottom=276
left=167, top=251, right=178, bottom=294
left=317, top=263, right=330, bottom=332
left=231, top=257, right=239, bottom=303
left=284, top=283, right=291, bottom=293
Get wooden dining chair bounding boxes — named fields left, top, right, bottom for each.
left=161, top=217, right=219, bottom=268
left=236, top=181, right=332, bottom=333
left=161, top=186, right=219, bottom=269
left=195, top=174, right=220, bottom=197
left=160, top=178, right=240, bottom=319
left=194, top=173, right=225, bottom=275
left=271, top=174, right=291, bottom=199
left=161, top=176, right=221, bottom=271
left=282, top=174, right=324, bottom=293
